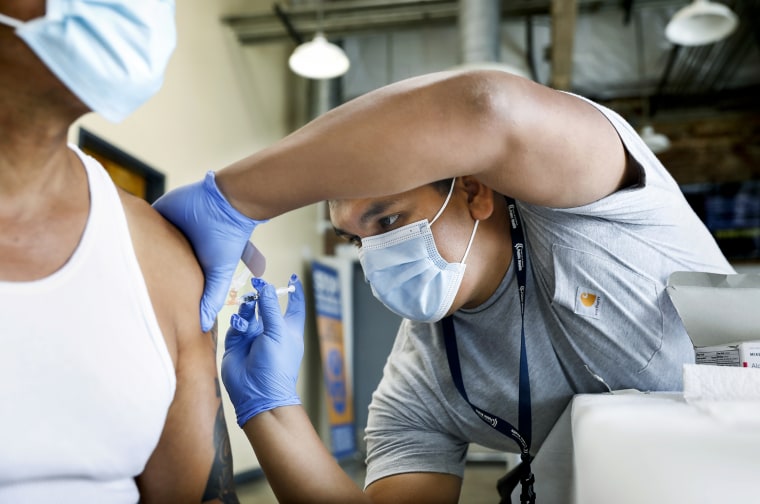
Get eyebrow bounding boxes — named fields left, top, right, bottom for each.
left=359, top=199, right=398, bottom=225
left=332, top=197, right=402, bottom=239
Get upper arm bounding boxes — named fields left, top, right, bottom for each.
left=122, top=193, right=237, bottom=503
left=474, top=75, right=633, bottom=208
left=362, top=340, right=469, bottom=504
left=137, top=322, right=235, bottom=504
left=387, top=70, right=631, bottom=208
left=366, top=472, right=461, bottom=504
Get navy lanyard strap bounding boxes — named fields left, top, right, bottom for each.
left=442, top=317, right=529, bottom=453
left=442, top=197, right=534, bottom=503
left=508, top=198, right=532, bottom=450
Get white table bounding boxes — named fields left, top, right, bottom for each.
left=571, top=391, right=760, bottom=504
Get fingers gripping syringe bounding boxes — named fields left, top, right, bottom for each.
left=236, top=285, right=295, bottom=305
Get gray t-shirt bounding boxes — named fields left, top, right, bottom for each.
left=363, top=97, right=734, bottom=487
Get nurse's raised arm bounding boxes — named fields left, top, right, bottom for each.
left=155, top=69, right=630, bottom=331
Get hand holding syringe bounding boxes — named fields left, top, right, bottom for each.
left=222, top=273, right=305, bottom=427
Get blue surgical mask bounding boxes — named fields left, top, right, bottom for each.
left=358, top=178, right=480, bottom=323
left=0, top=0, right=176, bottom=123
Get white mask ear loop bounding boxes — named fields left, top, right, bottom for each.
left=460, top=219, right=480, bottom=263
left=0, top=12, right=23, bottom=29
left=430, top=178, right=457, bottom=225
left=428, top=177, right=480, bottom=263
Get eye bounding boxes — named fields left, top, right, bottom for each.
left=379, top=214, right=400, bottom=229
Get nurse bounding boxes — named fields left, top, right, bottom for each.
left=157, top=70, right=734, bottom=503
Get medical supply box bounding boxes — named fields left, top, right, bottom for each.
left=666, top=271, right=760, bottom=368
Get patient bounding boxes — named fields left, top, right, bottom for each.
left=0, top=1, right=237, bottom=502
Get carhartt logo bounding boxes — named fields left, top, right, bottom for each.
left=580, top=292, right=596, bottom=307
left=575, top=287, right=602, bottom=319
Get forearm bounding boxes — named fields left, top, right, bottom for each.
left=215, top=71, right=508, bottom=220
left=242, top=405, right=372, bottom=504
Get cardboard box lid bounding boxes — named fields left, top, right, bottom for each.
left=666, top=271, right=760, bottom=347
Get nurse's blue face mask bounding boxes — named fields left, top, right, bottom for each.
left=358, top=178, right=480, bottom=323
left=0, top=0, right=176, bottom=123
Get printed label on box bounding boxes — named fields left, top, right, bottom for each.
left=694, top=341, right=760, bottom=368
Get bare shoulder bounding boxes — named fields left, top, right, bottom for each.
left=117, top=188, right=204, bottom=363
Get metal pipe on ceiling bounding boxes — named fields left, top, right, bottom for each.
left=459, top=0, right=501, bottom=64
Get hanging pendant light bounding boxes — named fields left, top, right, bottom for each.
left=665, top=0, right=738, bottom=46
left=289, top=31, right=350, bottom=80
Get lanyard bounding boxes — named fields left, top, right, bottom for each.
left=442, top=198, right=535, bottom=504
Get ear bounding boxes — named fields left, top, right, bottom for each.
left=460, top=176, right=495, bottom=221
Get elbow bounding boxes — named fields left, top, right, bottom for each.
left=452, top=69, right=520, bottom=124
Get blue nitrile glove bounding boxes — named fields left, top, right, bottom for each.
left=221, top=275, right=305, bottom=427
left=152, top=171, right=267, bottom=332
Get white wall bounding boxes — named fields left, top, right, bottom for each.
left=69, top=0, right=322, bottom=475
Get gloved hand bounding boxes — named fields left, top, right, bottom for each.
left=152, top=171, right=266, bottom=332
left=221, top=275, right=305, bottom=427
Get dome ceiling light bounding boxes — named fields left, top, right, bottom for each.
left=665, top=0, right=738, bottom=46
left=289, top=32, right=350, bottom=80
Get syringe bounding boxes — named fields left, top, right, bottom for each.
left=236, top=285, right=295, bottom=304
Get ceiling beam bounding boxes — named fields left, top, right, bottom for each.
left=223, top=0, right=627, bottom=45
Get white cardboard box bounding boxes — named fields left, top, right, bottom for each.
left=666, top=271, right=760, bottom=366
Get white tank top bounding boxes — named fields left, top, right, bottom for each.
left=0, top=146, right=176, bottom=503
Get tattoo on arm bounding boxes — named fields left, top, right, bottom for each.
left=201, top=322, right=239, bottom=503
left=201, top=385, right=239, bottom=503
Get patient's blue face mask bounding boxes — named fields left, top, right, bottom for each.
left=0, top=0, right=176, bottom=123
left=358, top=178, right=480, bottom=323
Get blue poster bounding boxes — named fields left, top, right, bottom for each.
left=312, top=261, right=356, bottom=459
